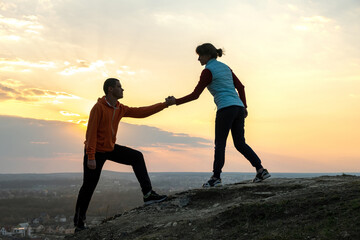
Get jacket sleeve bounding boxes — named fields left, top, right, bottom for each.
left=123, top=102, right=168, bottom=118
left=175, top=69, right=212, bottom=105
left=85, top=104, right=102, bottom=160
left=232, top=70, right=247, bottom=108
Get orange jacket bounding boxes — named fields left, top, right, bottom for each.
left=85, top=96, right=168, bottom=160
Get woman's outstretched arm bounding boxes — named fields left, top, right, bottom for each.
left=175, top=69, right=212, bottom=105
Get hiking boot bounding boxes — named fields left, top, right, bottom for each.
left=253, top=169, right=271, bottom=183
left=74, top=224, right=89, bottom=233
left=203, top=176, right=222, bottom=188
left=143, top=190, right=167, bottom=205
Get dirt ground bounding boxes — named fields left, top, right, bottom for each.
left=66, top=175, right=360, bottom=240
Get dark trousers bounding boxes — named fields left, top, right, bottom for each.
left=74, top=144, right=152, bottom=226
left=213, top=106, right=263, bottom=178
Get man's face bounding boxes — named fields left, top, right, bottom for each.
left=110, top=81, right=124, bottom=99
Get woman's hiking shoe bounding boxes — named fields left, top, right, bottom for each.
left=253, top=169, right=271, bottom=183
left=143, top=190, right=167, bottom=205
left=203, top=176, right=222, bottom=188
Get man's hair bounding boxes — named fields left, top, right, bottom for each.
left=103, top=78, right=119, bottom=95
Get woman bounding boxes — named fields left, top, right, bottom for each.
left=173, top=43, right=270, bottom=187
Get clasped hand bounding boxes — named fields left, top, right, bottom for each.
left=165, top=96, right=176, bottom=106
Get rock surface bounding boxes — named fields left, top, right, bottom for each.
left=66, top=175, right=360, bottom=240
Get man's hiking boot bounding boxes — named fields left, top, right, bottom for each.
left=143, top=190, right=167, bottom=205
left=203, top=176, right=222, bottom=188
left=253, top=169, right=271, bottom=183
left=74, top=224, right=89, bottom=233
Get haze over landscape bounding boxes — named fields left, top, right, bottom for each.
left=0, top=0, right=359, bottom=174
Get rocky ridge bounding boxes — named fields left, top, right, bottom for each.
left=67, top=175, right=360, bottom=240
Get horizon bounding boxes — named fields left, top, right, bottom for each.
left=1, top=170, right=360, bottom=175
left=1, top=0, right=359, bottom=174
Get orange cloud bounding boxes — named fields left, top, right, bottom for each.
left=1, top=79, right=23, bottom=87
left=0, top=79, right=80, bottom=103
left=0, top=58, right=56, bottom=71
left=0, top=91, right=11, bottom=100
left=67, top=119, right=88, bottom=126
left=60, top=111, right=80, bottom=117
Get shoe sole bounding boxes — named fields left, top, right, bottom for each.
left=202, top=182, right=222, bottom=188
left=253, top=173, right=271, bottom=183
left=262, top=173, right=271, bottom=180
left=144, top=196, right=167, bottom=205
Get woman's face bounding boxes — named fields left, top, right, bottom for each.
left=198, top=54, right=211, bottom=66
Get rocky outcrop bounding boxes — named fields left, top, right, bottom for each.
left=67, top=175, right=360, bottom=240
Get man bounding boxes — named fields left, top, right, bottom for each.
left=74, top=78, right=174, bottom=232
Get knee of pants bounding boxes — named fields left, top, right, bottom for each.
left=234, top=142, right=247, bottom=152
left=133, top=151, right=145, bottom=164
left=214, top=143, right=226, bottom=151
left=137, top=151, right=144, bottom=159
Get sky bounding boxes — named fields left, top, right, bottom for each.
left=0, top=0, right=359, bottom=173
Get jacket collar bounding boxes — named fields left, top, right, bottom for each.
left=99, top=96, right=119, bottom=109
left=206, top=58, right=216, bottom=66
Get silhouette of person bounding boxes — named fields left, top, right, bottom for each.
left=166, top=43, right=270, bottom=187
left=74, top=78, right=175, bottom=232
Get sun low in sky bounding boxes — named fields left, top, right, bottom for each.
left=0, top=0, right=359, bottom=173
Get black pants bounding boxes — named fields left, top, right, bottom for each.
left=213, top=106, right=263, bottom=178
left=74, top=144, right=152, bottom=226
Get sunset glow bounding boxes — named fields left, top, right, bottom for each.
left=0, top=0, right=359, bottom=173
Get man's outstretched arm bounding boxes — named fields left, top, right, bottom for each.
left=124, top=102, right=169, bottom=118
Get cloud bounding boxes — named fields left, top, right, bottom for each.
left=0, top=58, right=56, bottom=71
left=116, top=65, right=137, bottom=76
left=0, top=34, right=21, bottom=41
left=0, top=83, right=19, bottom=94
left=0, top=14, right=44, bottom=40
left=0, top=115, right=84, bottom=173
left=0, top=57, right=126, bottom=79
left=153, top=13, right=195, bottom=26
left=0, top=2, right=17, bottom=11
left=59, top=60, right=115, bottom=76
left=0, top=115, right=83, bottom=159
left=302, top=16, right=331, bottom=23
left=0, top=91, right=11, bottom=100
left=287, top=4, right=298, bottom=11
left=0, top=115, right=213, bottom=173
left=0, top=79, right=80, bottom=103
left=293, top=15, right=339, bottom=32
left=117, top=122, right=212, bottom=150
left=67, top=119, right=88, bottom=126
left=24, top=88, right=80, bottom=99
left=60, top=111, right=80, bottom=117
left=1, top=79, right=23, bottom=87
